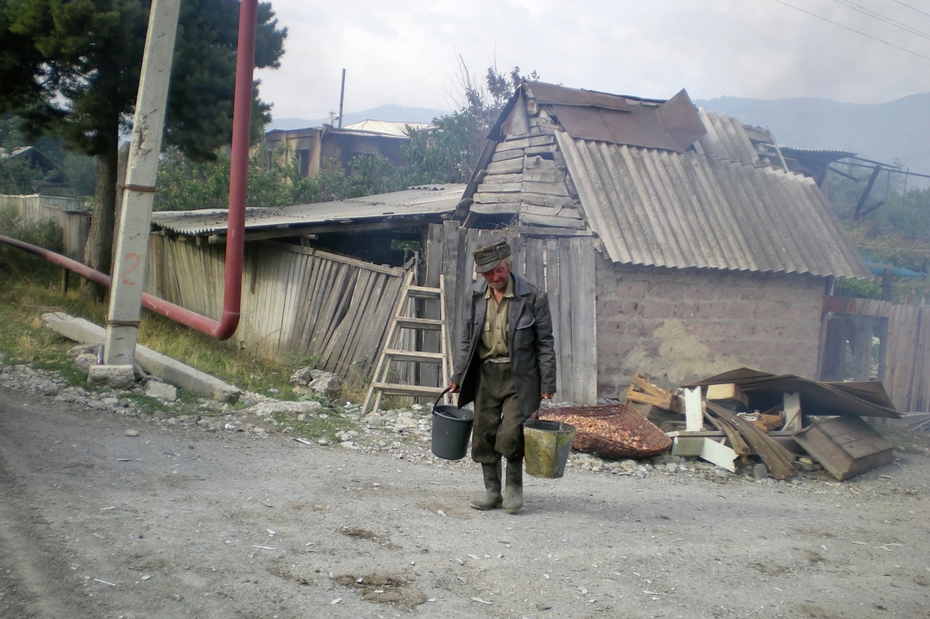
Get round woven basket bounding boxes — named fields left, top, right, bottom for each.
left=538, top=403, right=671, bottom=459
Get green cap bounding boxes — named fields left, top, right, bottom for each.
left=473, top=240, right=511, bottom=273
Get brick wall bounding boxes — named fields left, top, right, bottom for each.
left=594, top=253, right=827, bottom=397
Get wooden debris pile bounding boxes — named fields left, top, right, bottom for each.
left=622, top=369, right=899, bottom=482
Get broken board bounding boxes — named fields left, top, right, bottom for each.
left=793, top=416, right=893, bottom=481
left=705, top=383, right=749, bottom=407
left=671, top=436, right=736, bottom=471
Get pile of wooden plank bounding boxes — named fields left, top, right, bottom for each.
left=622, top=370, right=896, bottom=481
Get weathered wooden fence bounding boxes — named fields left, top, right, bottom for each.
left=425, top=221, right=597, bottom=405
left=146, top=236, right=409, bottom=379
left=0, top=193, right=88, bottom=259
left=821, top=296, right=930, bottom=412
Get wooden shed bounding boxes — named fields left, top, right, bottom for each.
left=434, top=82, right=871, bottom=405
left=147, top=185, right=462, bottom=381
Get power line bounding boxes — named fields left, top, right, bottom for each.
left=889, top=0, right=930, bottom=20
left=828, top=0, right=930, bottom=41
left=772, top=0, right=930, bottom=60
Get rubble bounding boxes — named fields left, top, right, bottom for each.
left=620, top=368, right=901, bottom=481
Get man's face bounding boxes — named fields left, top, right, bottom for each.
left=482, top=260, right=512, bottom=291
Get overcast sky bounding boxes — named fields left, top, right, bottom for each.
left=255, top=0, right=930, bottom=121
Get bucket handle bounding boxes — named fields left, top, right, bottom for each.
left=432, top=387, right=452, bottom=412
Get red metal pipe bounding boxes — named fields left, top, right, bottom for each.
left=0, top=0, right=257, bottom=341
left=215, top=0, right=258, bottom=340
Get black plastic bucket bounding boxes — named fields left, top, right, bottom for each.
left=431, top=389, right=474, bottom=460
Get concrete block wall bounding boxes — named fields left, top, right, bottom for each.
left=594, top=253, right=827, bottom=397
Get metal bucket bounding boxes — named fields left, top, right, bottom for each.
left=431, top=389, right=474, bottom=460
left=524, top=419, right=576, bottom=478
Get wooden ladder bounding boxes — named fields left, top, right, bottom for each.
left=362, top=273, right=449, bottom=414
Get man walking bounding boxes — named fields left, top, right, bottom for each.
left=448, top=240, right=556, bottom=514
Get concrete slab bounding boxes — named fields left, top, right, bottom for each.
left=43, top=312, right=240, bottom=403
left=87, top=364, right=136, bottom=390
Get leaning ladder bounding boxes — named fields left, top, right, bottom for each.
left=362, top=273, right=449, bottom=415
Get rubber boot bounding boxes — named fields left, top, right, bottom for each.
left=470, top=461, right=503, bottom=510
left=503, top=457, right=524, bottom=514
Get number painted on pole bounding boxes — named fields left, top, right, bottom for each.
left=122, top=253, right=141, bottom=285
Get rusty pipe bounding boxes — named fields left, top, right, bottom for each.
left=0, top=0, right=257, bottom=341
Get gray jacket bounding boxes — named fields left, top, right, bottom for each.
left=450, top=273, right=557, bottom=418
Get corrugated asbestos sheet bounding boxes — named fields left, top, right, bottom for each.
left=152, top=184, right=465, bottom=236
left=556, top=128, right=870, bottom=279
left=695, top=110, right=760, bottom=165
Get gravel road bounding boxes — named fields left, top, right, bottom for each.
left=2, top=368, right=930, bottom=619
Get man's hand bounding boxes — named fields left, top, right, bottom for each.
left=542, top=393, right=553, bottom=400
left=448, top=382, right=459, bottom=393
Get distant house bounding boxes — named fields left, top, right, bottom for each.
left=0, top=146, right=59, bottom=176
left=429, top=81, right=870, bottom=404
left=263, top=120, right=430, bottom=178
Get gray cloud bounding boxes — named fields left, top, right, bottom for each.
left=257, top=0, right=930, bottom=120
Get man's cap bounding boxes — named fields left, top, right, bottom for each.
left=473, top=240, right=511, bottom=273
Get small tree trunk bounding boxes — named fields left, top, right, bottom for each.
left=81, top=147, right=119, bottom=301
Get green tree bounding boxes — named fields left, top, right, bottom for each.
left=154, top=145, right=408, bottom=212
left=1, top=113, right=96, bottom=197
left=826, top=162, right=930, bottom=303
left=401, top=61, right=536, bottom=185
left=0, top=0, right=286, bottom=299
left=0, top=157, right=53, bottom=194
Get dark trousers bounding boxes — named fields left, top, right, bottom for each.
left=471, top=362, right=527, bottom=463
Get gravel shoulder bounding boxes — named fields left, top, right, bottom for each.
left=2, top=363, right=930, bottom=619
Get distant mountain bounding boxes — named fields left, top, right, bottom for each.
left=267, top=104, right=449, bottom=132
left=695, top=94, right=930, bottom=176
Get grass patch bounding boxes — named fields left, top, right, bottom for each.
left=0, top=267, right=353, bottom=410
left=135, top=309, right=299, bottom=399
left=0, top=276, right=97, bottom=386
left=272, top=410, right=355, bottom=443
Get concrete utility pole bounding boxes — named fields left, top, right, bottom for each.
left=103, top=0, right=181, bottom=365
left=338, top=68, right=346, bottom=128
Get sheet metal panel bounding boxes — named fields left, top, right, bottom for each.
left=152, top=184, right=465, bottom=236
left=540, top=88, right=705, bottom=153
left=557, top=132, right=870, bottom=279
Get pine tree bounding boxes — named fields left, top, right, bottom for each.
left=0, top=0, right=286, bottom=298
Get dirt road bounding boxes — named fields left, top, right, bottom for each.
left=2, top=386, right=929, bottom=619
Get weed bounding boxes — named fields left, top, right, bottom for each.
left=273, top=410, right=353, bottom=443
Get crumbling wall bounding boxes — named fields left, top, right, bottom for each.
left=595, top=253, right=826, bottom=395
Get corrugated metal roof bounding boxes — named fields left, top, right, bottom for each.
left=152, top=185, right=464, bottom=237
left=342, top=120, right=431, bottom=137
left=556, top=132, right=869, bottom=278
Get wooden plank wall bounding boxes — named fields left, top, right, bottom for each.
left=820, top=296, right=930, bottom=412
left=0, top=193, right=89, bottom=259
left=146, top=235, right=407, bottom=379
left=427, top=222, right=597, bottom=405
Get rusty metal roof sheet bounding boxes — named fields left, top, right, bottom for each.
left=556, top=131, right=870, bottom=278
left=152, top=185, right=464, bottom=237
left=525, top=83, right=706, bottom=152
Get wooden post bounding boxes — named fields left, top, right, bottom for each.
left=881, top=268, right=893, bottom=302
left=851, top=315, right=875, bottom=381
